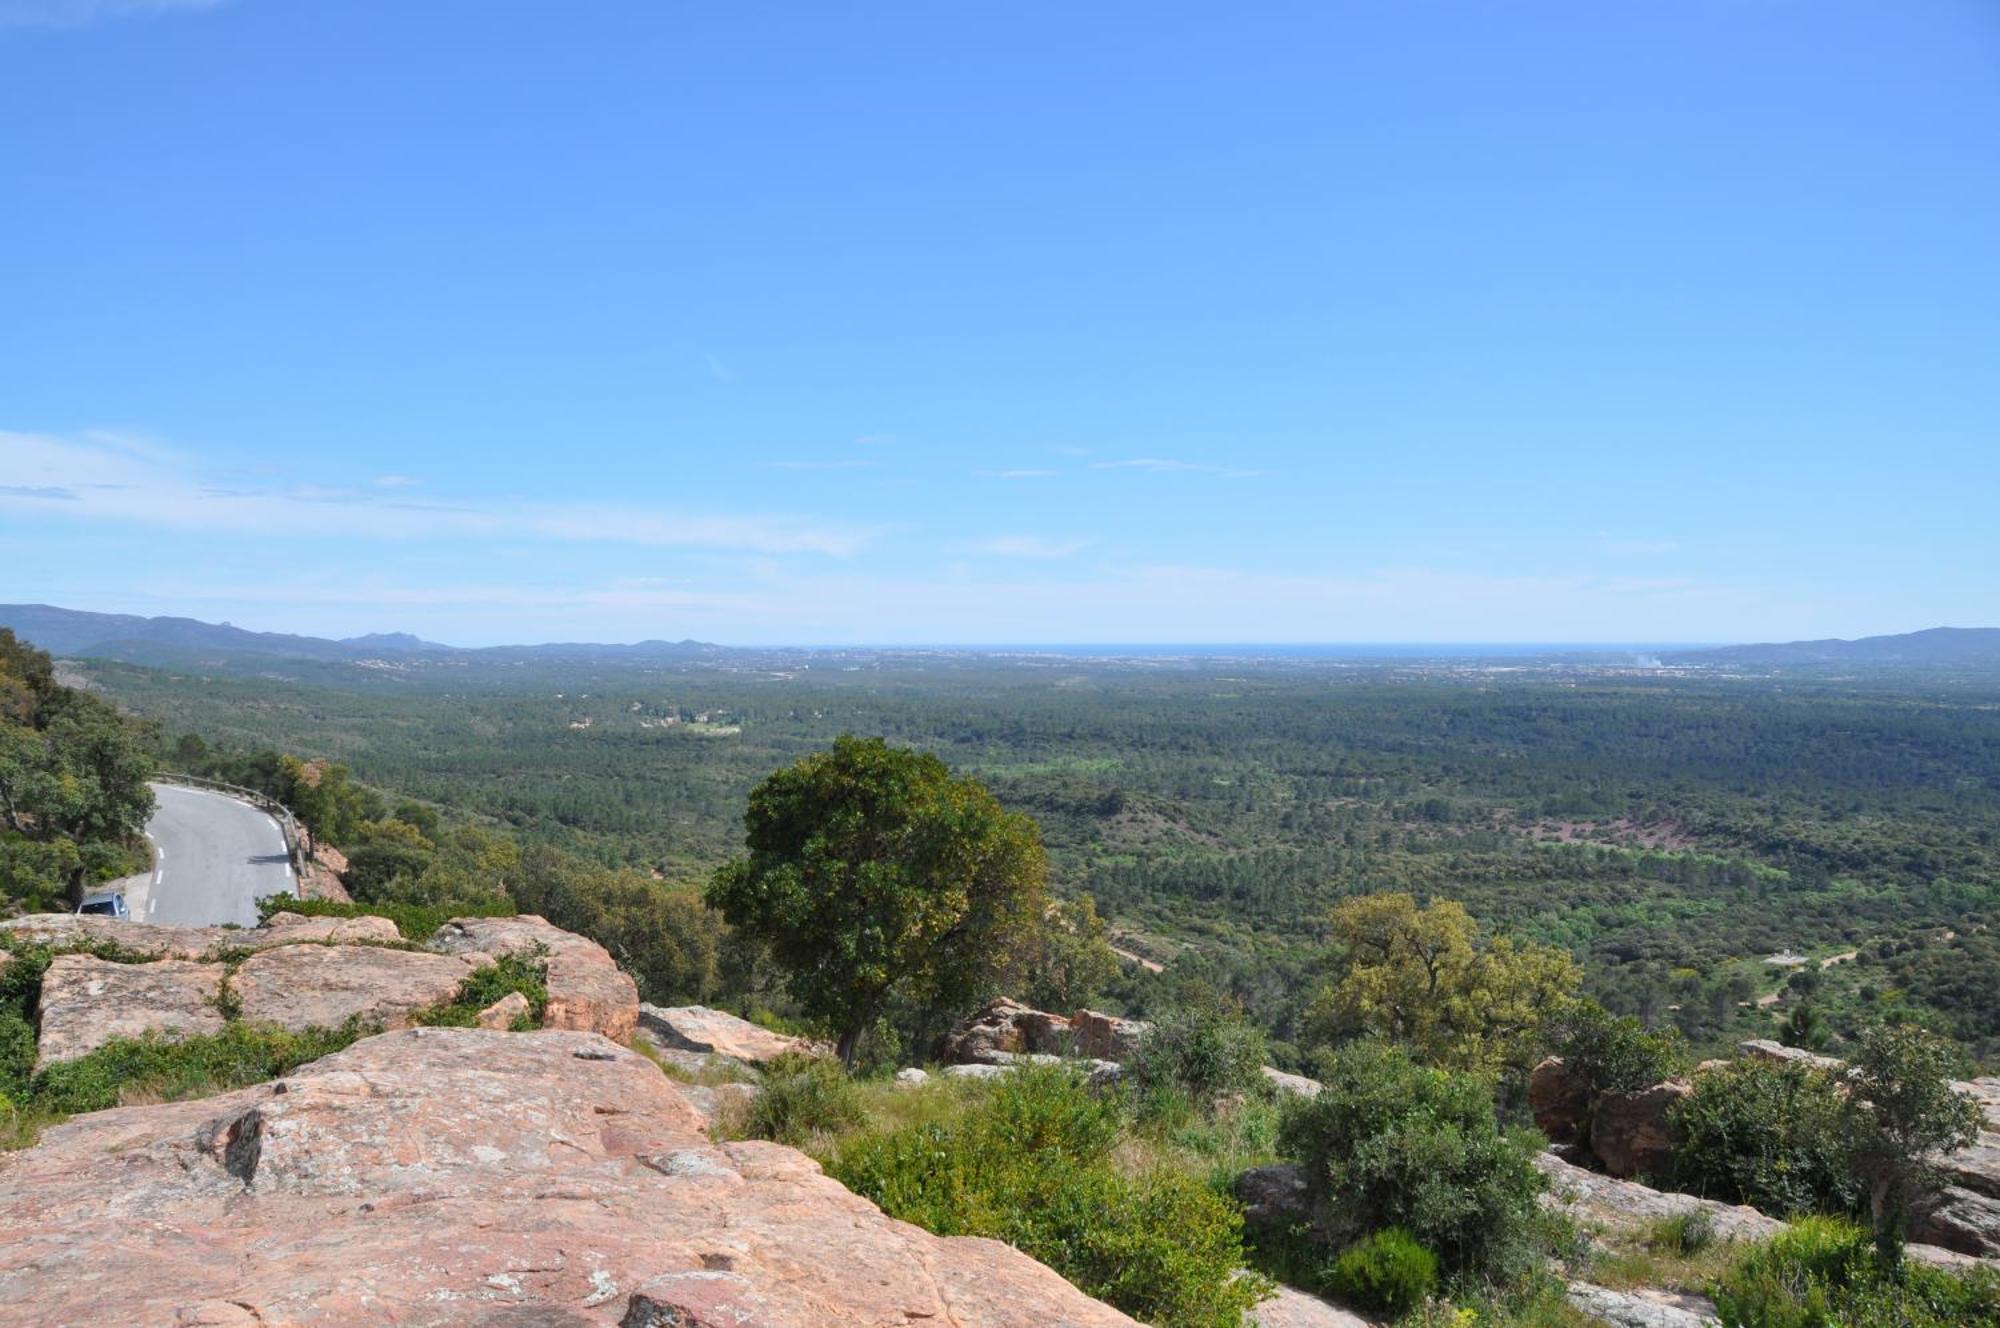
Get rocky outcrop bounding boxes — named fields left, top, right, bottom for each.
left=1914, top=1185, right=2000, bottom=1258
left=1262, top=1066, right=1322, bottom=1098
left=1536, top=1152, right=1782, bottom=1243
left=637, top=1003, right=825, bottom=1065
left=33, top=953, right=227, bottom=1067
left=1248, top=1285, right=1375, bottom=1327
left=1235, top=1162, right=1312, bottom=1227
left=251, top=910, right=402, bottom=948
left=1530, top=1055, right=1592, bottom=1144
left=0, top=912, right=224, bottom=959
left=1071, top=1008, right=1151, bottom=1062
left=477, top=990, right=533, bottom=1029
left=1565, top=1282, right=1716, bottom=1328
left=1591, top=1080, right=1690, bottom=1180
left=0, top=1027, right=1143, bottom=1327
left=941, top=997, right=1063, bottom=1062
left=432, top=914, right=639, bottom=1042
left=232, top=943, right=485, bottom=1031
left=1738, top=1038, right=1847, bottom=1073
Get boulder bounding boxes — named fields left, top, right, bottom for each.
left=1234, top=1162, right=1312, bottom=1227
left=0, top=912, right=224, bottom=959
left=637, top=1004, right=823, bottom=1065
left=0, top=1027, right=1142, bottom=1327
left=1738, top=1039, right=1846, bottom=1073
left=1529, top=1055, right=1591, bottom=1143
left=1913, top=1184, right=2000, bottom=1258
left=1261, top=1065, right=1322, bottom=1098
left=940, top=997, right=1051, bottom=1062
left=33, top=954, right=227, bottom=1068
left=1592, top=1080, right=1690, bottom=1179
left=1565, top=1282, right=1717, bottom=1328
left=942, top=1062, right=1013, bottom=1081
left=431, top=914, right=639, bottom=1042
left=895, top=1067, right=930, bottom=1086
left=476, top=990, right=532, bottom=1030
left=248, top=912, right=403, bottom=948
left=232, top=943, right=483, bottom=1032
left=1248, top=1284, right=1374, bottom=1327
left=1535, top=1152, right=1783, bottom=1244
left=1070, top=1008, right=1151, bottom=1061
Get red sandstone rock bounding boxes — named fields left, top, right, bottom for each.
left=0, top=1028, right=1141, bottom=1328
left=432, top=914, right=638, bottom=1042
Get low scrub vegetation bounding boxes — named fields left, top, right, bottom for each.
left=825, top=1065, right=1267, bottom=1328
left=1711, top=1217, right=2000, bottom=1327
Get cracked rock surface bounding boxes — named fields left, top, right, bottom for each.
left=0, top=1026, right=1140, bottom=1328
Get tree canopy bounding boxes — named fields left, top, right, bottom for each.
left=707, top=735, right=1048, bottom=1064
left=1302, top=892, right=1580, bottom=1077
left=0, top=630, right=155, bottom=906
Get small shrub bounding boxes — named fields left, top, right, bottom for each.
left=1277, top=1040, right=1559, bottom=1290
left=1644, top=1209, right=1717, bottom=1257
left=1550, top=1000, right=1687, bottom=1098
left=745, top=1051, right=865, bottom=1146
left=1126, top=994, right=1267, bottom=1112
left=30, top=1020, right=366, bottom=1120
left=829, top=1065, right=1265, bottom=1328
left=1669, top=1060, right=1861, bottom=1219
left=1328, top=1228, right=1439, bottom=1316
left=1712, top=1216, right=2000, bottom=1328
left=413, top=952, right=549, bottom=1028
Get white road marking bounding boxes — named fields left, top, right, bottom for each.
left=156, top=847, right=166, bottom=861
left=148, top=897, right=158, bottom=916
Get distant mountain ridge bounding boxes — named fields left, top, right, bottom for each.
left=0, top=604, right=717, bottom=666
left=3, top=604, right=1996, bottom=670
left=1669, top=627, right=2000, bottom=668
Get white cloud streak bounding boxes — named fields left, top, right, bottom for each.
left=0, top=0, right=222, bottom=27
left=964, top=535, right=1092, bottom=559
left=1089, top=457, right=1264, bottom=478
left=0, top=430, right=873, bottom=557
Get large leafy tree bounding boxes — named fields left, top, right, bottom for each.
left=1301, top=892, right=1579, bottom=1077
left=0, top=630, right=155, bottom=903
left=708, top=735, right=1048, bottom=1065
left=1844, top=1023, right=1983, bottom=1263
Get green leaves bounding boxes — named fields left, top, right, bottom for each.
left=708, top=736, right=1048, bottom=1063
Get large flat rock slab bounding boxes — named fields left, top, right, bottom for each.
left=33, top=954, right=227, bottom=1068
left=639, top=1003, right=825, bottom=1064
left=0, top=913, right=225, bottom=959
left=1247, top=1285, right=1375, bottom=1326
left=431, top=914, right=638, bottom=1042
left=232, top=943, right=482, bottom=1031
left=0, top=1027, right=1141, bottom=1328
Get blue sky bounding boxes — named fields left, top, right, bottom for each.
left=2, top=1, right=1995, bottom=645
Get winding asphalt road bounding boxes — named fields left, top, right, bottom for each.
left=139, top=782, right=297, bottom=927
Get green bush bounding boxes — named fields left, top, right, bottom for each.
left=412, top=952, right=549, bottom=1029
left=1669, top=1060, right=1862, bottom=1218
left=1277, top=1040, right=1558, bottom=1290
left=829, top=1065, right=1266, bottom=1328
left=256, top=893, right=515, bottom=941
left=1126, top=995, right=1267, bottom=1112
left=1645, top=1208, right=1717, bottom=1257
left=1712, top=1216, right=2000, bottom=1328
left=1550, top=1000, right=1687, bottom=1098
left=1328, top=1228, right=1439, bottom=1316
left=745, top=1051, right=866, bottom=1146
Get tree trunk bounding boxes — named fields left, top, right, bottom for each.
left=836, top=1024, right=864, bottom=1070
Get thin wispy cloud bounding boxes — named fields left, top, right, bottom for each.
left=701, top=352, right=736, bottom=383
left=374, top=474, right=421, bottom=488
left=0, top=430, right=873, bottom=557
left=965, top=535, right=1092, bottom=559
left=759, top=459, right=881, bottom=472
left=1598, top=533, right=1681, bottom=556
left=854, top=434, right=895, bottom=447
left=1090, top=457, right=1264, bottom=478
left=0, top=0, right=222, bottom=26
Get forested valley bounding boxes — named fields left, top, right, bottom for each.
left=51, top=644, right=2000, bottom=1070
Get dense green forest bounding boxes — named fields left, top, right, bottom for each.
left=59, top=648, right=2000, bottom=1066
